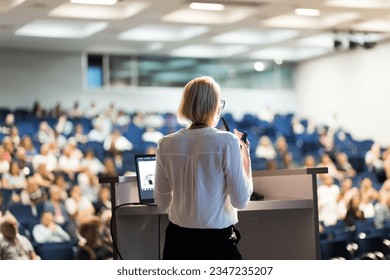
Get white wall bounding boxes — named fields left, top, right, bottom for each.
left=295, top=42, right=390, bottom=146
left=0, top=49, right=297, bottom=121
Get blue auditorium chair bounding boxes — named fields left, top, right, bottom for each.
left=320, top=239, right=353, bottom=260
left=34, top=241, right=75, bottom=260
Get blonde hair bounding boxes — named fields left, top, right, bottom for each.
left=177, top=76, right=220, bottom=124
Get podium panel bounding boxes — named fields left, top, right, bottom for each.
left=99, top=167, right=327, bottom=260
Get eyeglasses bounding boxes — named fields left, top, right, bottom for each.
left=220, top=100, right=226, bottom=111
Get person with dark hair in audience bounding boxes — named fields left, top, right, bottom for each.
left=75, top=216, right=113, bottom=260
left=344, top=194, right=365, bottom=227
left=32, top=211, right=71, bottom=244
left=99, top=157, right=118, bottom=178
left=103, top=129, right=133, bottom=171
left=0, top=214, right=40, bottom=260
left=93, top=186, right=111, bottom=216
left=31, top=100, right=45, bottom=119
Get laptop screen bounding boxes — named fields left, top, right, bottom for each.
left=134, top=154, right=156, bottom=204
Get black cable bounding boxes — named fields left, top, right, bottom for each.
left=110, top=202, right=161, bottom=260
left=158, top=214, right=161, bottom=260
left=110, top=202, right=136, bottom=260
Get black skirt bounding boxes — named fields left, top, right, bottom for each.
left=163, top=221, right=242, bottom=260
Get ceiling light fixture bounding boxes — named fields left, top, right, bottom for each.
left=294, top=8, right=320, bottom=17
left=254, top=61, right=265, bottom=72
left=189, top=2, right=225, bottom=11
left=70, top=0, right=117, bottom=5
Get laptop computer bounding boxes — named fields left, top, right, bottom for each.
left=134, top=154, right=156, bottom=204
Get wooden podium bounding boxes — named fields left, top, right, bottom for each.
left=99, top=167, right=327, bottom=260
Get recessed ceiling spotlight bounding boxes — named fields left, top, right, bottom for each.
left=254, top=61, right=265, bottom=71
left=274, top=58, right=283, bottom=65
left=70, top=0, right=117, bottom=5
left=189, top=2, right=225, bottom=11
left=294, top=8, right=320, bottom=17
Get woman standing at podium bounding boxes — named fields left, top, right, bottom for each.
left=154, top=76, right=253, bottom=260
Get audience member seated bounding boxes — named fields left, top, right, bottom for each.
left=31, top=163, right=55, bottom=192
left=20, top=177, right=47, bottom=209
left=359, top=177, right=379, bottom=204
left=55, top=113, right=73, bottom=137
left=374, top=193, right=390, bottom=229
left=0, top=113, right=16, bottom=134
left=317, top=153, right=344, bottom=181
left=14, top=147, right=32, bottom=176
left=365, top=142, right=386, bottom=183
left=83, top=101, right=100, bottom=119
left=255, top=135, right=277, bottom=160
left=0, top=146, right=10, bottom=174
left=317, top=174, right=340, bottom=226
left=32, top=143, right=58, bottom=173
left=319, top=127, right=337, bottom=161
left=90, top=112, right=112, bottom=142
left=51, top=173, right=70, bottom=201
left=99, top=157, right=118, bottom=178
left=43, top=186, right=69, bottom=230
left=359, top=191, right=376, bottom=219
left=20, top=135, right=38, bottom=163
left=379, top=178, right=390, bottom=199
left=75, top=215, right=113, bottom=260
left=58, top=144, right=80, bottom=182
left=80, top=149, right=105, bottom=175
left=143, top=112, right=165, bottom=128
left=337, top=177, right=359, bottom=220
left=2, top=136, right=15, bottom=160
left=141, top=126, right=164, bottom=144
left=65, top=185, right=95, bottom=222
left=36, top=121, right=55, bottom=145
left=103, top=129, right=133, bottom=170
left=8, top=126, right=21, bottom=147
left=32, top=211, right=71, bottom=243
left=113, top=109, right=131, bottom=130
left=0, top=213, right=40, bottom=260
left=77, top=167, right=100, bottom=203
left=335, top=151, right=356, bottom=179
left=73, top=123, right=88, bottom=144
left=93, top=186, right=111, bottom=216
left=344, top=194, right=365, bottom=227
left=69, top=101, right=84, bottom=119
left=274, top=136, right=290, bottom=159
left=3, top=160, right=26, bottom=185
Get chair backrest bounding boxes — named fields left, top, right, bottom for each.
left=35, top=241, right=75, bottom=260
left=320, top=239, right=351, bottom=260
left=0, top=189, right=13, bottom=213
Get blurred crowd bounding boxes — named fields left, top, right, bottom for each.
left=1, top=101, right=390, bottom=259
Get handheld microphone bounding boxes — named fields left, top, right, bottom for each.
left=241, top=131, right=248, bottom=144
